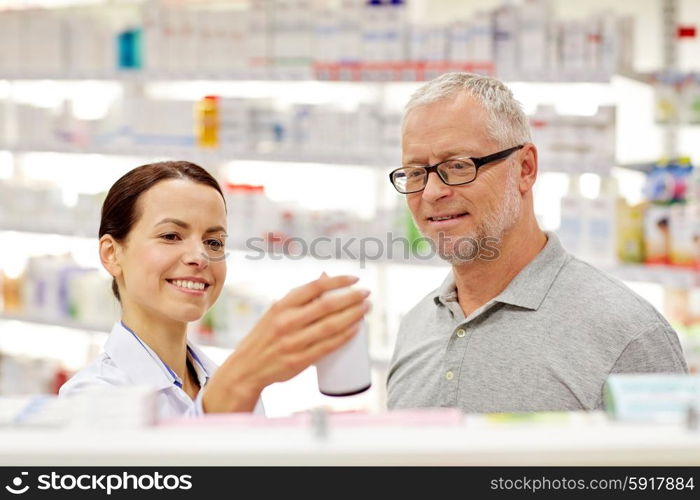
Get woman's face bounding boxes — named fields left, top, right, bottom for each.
left=112, top=179, right=228, bottom=324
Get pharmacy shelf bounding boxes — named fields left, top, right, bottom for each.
left=5, top=143, right=615, bottom=175
left=0, top=313, right=394, bottom=367
left=4, top=228, right=699, bottom=284
left=0, top=65, right=466, bottom=83
left=0, top=312, right=111, bottom=333
left=1, top=414, right=698, bottom=465
left=0, top=68, right=316, bottom=82
left=617, top=161, right=655, bottom=174
left=1, top=144, right=399, bottom=168
left=606, top=263, right=700, bottom=288
left=0, top=64, right=621, bottom=84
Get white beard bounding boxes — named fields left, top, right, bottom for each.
left=431, top=166, right=522, bottom=264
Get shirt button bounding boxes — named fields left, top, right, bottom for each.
left=456, top=328, right=466, bottom=338
left=445, top=370, right=454, bottom=381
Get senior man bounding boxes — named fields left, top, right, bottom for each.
left=386, top=72, right=687, bottom=412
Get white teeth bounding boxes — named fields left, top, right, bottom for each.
left=171, top=280, right=206, bottom=291
left=433, top=215, right=459, bottom=221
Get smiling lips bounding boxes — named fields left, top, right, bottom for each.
left=427, top=212, right=469, bottom=222
left=166, top=278, right=211, bottom=294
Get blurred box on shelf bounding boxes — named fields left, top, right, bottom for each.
left=0, top=354, right=62, bottom=396
left=0, top=394, right=69, bottom=428
left=67, top=385, right=158, bottom=429
left=644, top=204, right=672, bottom=265
left=669, top=202, right=700, bottom=268
left=664, top=287, right=700, bottom=374
left=616, top=199, right=646, bottom=263
left=604, top=374, right=700, bottom=424
left=0, top=386, right=157, bottom=429
left=530, top=105, right=615, bottom=175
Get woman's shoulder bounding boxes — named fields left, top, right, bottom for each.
left=57, top=352, right=128, bottom=398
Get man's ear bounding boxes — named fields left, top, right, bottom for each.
left=99, top=235, right=122, bottom=279
left=518, top=143, right=538, bottom=194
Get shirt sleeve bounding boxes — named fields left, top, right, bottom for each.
left=610, top=322, right=689, bottom=375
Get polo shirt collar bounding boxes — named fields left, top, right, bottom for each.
left=432, top=232, right=569, bottom=311
left=104, top=321, right=215, bottom=391
left=494, top=232, right=569, bottom=310
left=433, top=270, right=459, bottom=306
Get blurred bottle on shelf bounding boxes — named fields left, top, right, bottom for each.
left=557, top=175, right=586, bottom=257
left=664, top=288, right=700, bottom=374
left=616, top=200, right=646, bottom=264
left=224, top=183, right=274, bottom=250
left=653, top=74, right=681, bottom=125
left=0, top=254, right=117, bottom=329
left=587, top=176, right=618, bottom=266
left=196, top=95, right=220, bottom=148
left=0, top=270, right=23, bottom=313
left=681, top=75, right=700, bottom=125
left=117, top=26, right=143, bottom=70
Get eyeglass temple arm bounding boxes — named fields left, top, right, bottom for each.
left=473, top=144, right=524, bottom=168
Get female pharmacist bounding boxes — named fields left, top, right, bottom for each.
left=59, top=161, right=370, bottom=418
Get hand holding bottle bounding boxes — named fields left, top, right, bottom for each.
left=202, top=273, right=370, bottom=413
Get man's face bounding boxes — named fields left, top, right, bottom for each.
left=402, top=94, right=523, bottom=263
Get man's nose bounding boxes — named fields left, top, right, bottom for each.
left=421, top=172, right=451, bottom=203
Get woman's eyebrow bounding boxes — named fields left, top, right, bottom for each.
left=155, top=218, right=225, bottom=233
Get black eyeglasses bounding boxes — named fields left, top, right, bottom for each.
left=389, top=145, right=524, bottom=194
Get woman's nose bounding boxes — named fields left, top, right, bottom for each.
left=182, top=240, right=209, bottom=269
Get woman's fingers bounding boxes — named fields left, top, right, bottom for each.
left=280, top=287, right=370, bottom=332
left=273, top=274, right=359, bottom=309
left=277, top=300, right=370, bottom=355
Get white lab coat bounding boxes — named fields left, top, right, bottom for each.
left=59, top=321, right=265, bottom=419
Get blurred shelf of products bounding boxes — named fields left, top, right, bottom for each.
left=0, top=0, right=634, bottom=81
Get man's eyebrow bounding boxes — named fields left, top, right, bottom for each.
left=155, top=218, right=225, bottom=233
left=442, top=149, right=475, bottom=159
left=404, top=150, right=474, bottom=165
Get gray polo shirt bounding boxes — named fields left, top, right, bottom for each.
left=387, top=232, right=688, bottom=412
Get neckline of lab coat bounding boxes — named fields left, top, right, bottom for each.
left=104, top=321, right=218, bottom=392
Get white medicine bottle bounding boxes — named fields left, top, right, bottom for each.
left=315, top=287, right=372, bottom=396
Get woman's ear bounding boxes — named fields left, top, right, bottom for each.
left=99, top=235, right=122, bottom=279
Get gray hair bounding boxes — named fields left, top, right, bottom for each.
left=403, top=72, right=531, bottom=147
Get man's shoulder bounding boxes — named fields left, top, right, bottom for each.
left=555, top=256, right=669, bottom=329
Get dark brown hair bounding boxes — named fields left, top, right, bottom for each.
left=99, top=161, right=225, bottom=302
